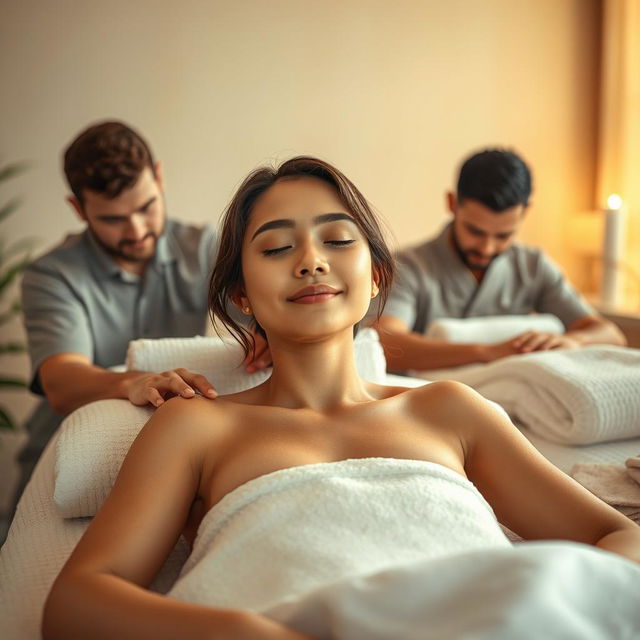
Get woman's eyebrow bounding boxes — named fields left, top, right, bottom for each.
left=250, top=212, right=354, bottom=242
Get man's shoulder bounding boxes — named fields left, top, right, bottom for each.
left=397, top=238, right=433, bottom=264
left=26, top=231, right=90, bottom=275
left=163, top=219, right=217, bottom=273
left=165, top=218, right=216, bottom=246
left=507, top=243, right=556, bottom=271
left=396, top=233, right=447, bottom=277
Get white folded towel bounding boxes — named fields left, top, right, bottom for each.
left=167, top=458, right=510, bottom=613
left=420, top=346, right=640, bottom=445
left=426, top=314, right=564, bottom=343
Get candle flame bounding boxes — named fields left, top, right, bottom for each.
left=607, top=194, right=623, bottom=210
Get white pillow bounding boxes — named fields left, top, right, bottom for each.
left=426, top=314, right=564, bottom=344
left=54, top=329, right=387, bottom=518
left=125, top=327, right=388, bottom=389
left=54, top=399, right=153, bottom=518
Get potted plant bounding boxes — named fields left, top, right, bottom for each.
left=0, top=161, right=32, bottom=430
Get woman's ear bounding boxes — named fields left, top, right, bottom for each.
left=232, top=292, right=252, bottom=316
left=371, top=268, right=380, bottom=299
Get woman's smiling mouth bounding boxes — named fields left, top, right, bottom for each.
left=287, top=285, right=341, bottom=304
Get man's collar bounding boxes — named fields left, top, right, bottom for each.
left=84, top=230, right=125, bottom=279
left=153, top=220, right=176, bottom=265
left=433, top=222, right=457, bottom=263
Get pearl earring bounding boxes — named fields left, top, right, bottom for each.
left=243, top=306, right=252, bottom=314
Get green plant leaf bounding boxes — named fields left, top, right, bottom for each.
left=0, top=376, right=27, bottom=388
left=0, top=405, right=16, bottom=430
left=0, top=198, right=23, bottom=224
left=0, top=302, right=21, bottom=324
left=0, top=256, right=31, bottom=297
left=0, top=342, right=25, bottom=354
left=0, top=162, right=30, bottom=183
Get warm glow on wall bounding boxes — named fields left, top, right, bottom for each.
left=596, top=0, right=640, bottom=309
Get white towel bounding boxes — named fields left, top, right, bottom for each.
left=419, top=346, right=640, bottom=445
left=266, top=542, right=640, bottom=639
left=167, top=458, right=510, bottom=613
left=426, top=314, right=564, bottom=343
left=125, top=327, right=388, bottom=389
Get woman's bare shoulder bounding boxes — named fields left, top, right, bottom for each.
left=141, top=394, right=245, bottom=443
left=411, top=379, right=504, bottom=422
left=371, top=378, right=476, bottom=404
left=378, top=379, right=501, bottom=433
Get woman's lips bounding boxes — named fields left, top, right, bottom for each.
left=290, top=293, right=339, bottom=304
left=288, top=285, right=341, bottom=304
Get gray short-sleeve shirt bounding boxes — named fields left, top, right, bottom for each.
left=20, top=218, right=219, bottom=460
left=382, top=224, right=594, bottom=334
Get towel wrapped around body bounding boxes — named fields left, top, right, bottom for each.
left=167, top=457, right=640, bottom=638
left=167, top=458, right=510, bottom=612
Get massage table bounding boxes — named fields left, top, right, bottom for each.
left=2, top=330, right=639, bottom=639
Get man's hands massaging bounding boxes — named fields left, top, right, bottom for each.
left=479, top=330, right=582, bottom=362
left=39, top=331, right=271, bottom=413
left=127, top=367, right=219, bottom=406
left=128, top=332, right=272, bottom=407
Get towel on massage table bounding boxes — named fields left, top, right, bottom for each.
left=416, top=346, right=640, bottom=445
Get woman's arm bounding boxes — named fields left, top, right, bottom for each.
left=43, top=397, right=310, bottom=640
left=436, top=382, right=640, bottom=563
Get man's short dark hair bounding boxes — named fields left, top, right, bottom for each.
left=456, top=149, right=532, bottom=212
left=63, top=121, right=156, bottom=205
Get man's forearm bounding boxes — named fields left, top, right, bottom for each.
left=566, top=319, right=627, bottom=347
left=42, top=363, right=143, bottom=415
left=378, top=330, right=486, bottom=371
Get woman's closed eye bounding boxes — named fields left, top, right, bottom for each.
left=262, top=239, right=355, bottom=256
left=325, top=239, right=355, bottom=247
left=262, top=245, right=293, bottom=256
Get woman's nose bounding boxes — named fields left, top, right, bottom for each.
left=294, top=243, right=330, bottom=277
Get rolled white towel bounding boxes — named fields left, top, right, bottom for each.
left=426, top=314, right=564, bottom=344
left=125, top=327, right=387, bottom=390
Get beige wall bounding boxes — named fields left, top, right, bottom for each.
left=0, top=0, right=600, bottom=427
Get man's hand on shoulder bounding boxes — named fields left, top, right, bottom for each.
left=39, top=354, right=220, bottom=414
left=127, top=368, right=218, bottom=407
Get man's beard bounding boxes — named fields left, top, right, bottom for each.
left=451, top=228, right=498, bottom=272
left=91, top=217, right=166, bottom=265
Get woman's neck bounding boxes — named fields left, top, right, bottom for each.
left=261, top=330, right=374, bottom=412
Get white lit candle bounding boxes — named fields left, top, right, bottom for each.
left=601, top=194, right=625, bottom=308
